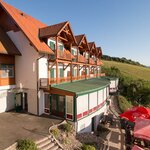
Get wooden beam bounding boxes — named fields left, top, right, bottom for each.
left=79, top=45, right=83, bottom=49
left=56, top=36, right=58, bottom=59
left=77, top=65, right=79, bottom=79
left=63, top=64, right=70, bottom=70
left=70, top=62, right=72, bottom=82
left=49, top=61, right=56, bottom=69
left=62, top=29, right=71, bottom=35
left=73, top=64, right=77, bottom=68
left=45, top=87, right=75, bottom=96
left=79, top=65, right=85, bottom=71
left=57, top=59, right=71, bottom=64
left=56, top=61, right=58, bottom=84
left=58, top=36, right=68, bottom=42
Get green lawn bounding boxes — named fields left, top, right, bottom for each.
left=103, top=60, right=150, bottom=81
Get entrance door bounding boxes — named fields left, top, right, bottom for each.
left=50, top=94, right=65, bottom=118
left=15, top=93, right=28, bottom=112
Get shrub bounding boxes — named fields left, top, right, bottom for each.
left=51, top=128, right=60, bottom=138
left=17, top=139, right=37, bottom=150
left=118, top=95, right=132, bottom=112
left=82, top=144, right=96, bottom=150
left=59, top=123, right=73, bottom=132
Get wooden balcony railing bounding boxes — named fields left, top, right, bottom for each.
left=89, top=58, right=96, bottom=65
left=48, top=73, right=105, bottom=85
left=78, top=55, right=86, bottom=63
left=97, top=59, right=103, bottom=65
left=57, top=49, right=74, bottom=60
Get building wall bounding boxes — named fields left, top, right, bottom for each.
left=76, top=86, right=109, bottom=133
left=109, top=79, right=119, bottom=93
left=7, top=31, right=39, bottom=115
left=77, top=103, right=107, bottom=133
left=0, top=85, right=16, bottom=113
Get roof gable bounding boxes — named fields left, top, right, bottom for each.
left=39, top=21, right=77, bottom=44
left=97, top=47, right=102, bottom=58
left=0, top=27, right=21, bottom=55
left=75, top=34, right=90, bottom=51
left=0, top=1, right=54, bottom=54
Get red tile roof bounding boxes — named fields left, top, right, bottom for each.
left=39, top=21, right=68, bottom=38
left=75, top=34, right=84, bottom=46
left=0, top=1, right=54, bottom=55
left=0, top=27, right=21, bottom=55
left=88, top=42, right=96, bottom=50
left=97, top=47, right=103, bottom=57
left=75, top=34, right=90, bottom=50
left=39, top=21, right=77, bottom=45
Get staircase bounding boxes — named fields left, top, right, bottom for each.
left=36, top=136, right=63, bottom=150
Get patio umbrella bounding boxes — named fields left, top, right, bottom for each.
left=120, top=106, right=150, bottom=122
left=134, top=118, right=150, bottom=141
left=132, top=145, right=144, bottom=150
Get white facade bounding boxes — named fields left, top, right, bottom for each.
left=109, top=78, right=119, bottom=93
left=7, top=30, right=39, bottom=115
left=77, top=102, right=108, bottom=133
left=76, top=86, right=109, bottom=133
left=0, top=85, right=16, bottom=113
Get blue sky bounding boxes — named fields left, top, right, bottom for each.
left=4, top=0, right=150, bottom=66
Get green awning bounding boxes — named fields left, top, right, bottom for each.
left=51, top=78, right=110, bottom=96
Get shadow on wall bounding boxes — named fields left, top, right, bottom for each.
left=6, top=91, right=15, bottom=112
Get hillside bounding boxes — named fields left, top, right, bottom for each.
left=103, top=60, right=150, bottom=81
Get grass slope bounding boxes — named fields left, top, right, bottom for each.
left=103, top=60, right=150, bottom=81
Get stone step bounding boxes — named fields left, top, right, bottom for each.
left=49, top=145, right=59, bottom=150
left=41, top=142, right=55, bottom=150
left=37, top=138, right=52, bottom=149
left=36, top=136, right=51, bottom=145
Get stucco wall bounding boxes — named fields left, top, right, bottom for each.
left=0, top=86, right=15, bottom=113
left=77, top=94, right=88, bottom=114
left=7, top=31, right=39, bottom=115
left=76, top=86, right=109, bottom=133
left=89, top=92, right=97, bottom=109
left=77, top=104, right=107, bottom=133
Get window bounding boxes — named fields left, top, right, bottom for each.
left=59, top=68, right=64, bottom=77
left=50, top=68, right=55, bottom=78
left=0, top=64, right=14, bottom=78
left=49, top=41, right=55, bottom=50
left=66, top=96, right=73, bottom=116
left=59, top=45, right=64, bottom=51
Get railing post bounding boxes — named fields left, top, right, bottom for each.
left=56, top=36, right=58, bottom=59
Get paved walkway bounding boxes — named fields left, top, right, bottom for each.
left=0, top=112, right=62, bottom=150
left=104, top=95, right=126, bottom=150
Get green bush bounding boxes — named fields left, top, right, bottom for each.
left=59, top=123, right=73, bottom=132
left=51, top=128, right=60, bottom=138
left=82, top=144, right=96, bottom=150
left=118, top=95, right=132, bottom=112
left=17, top=139, right=37, bottom=150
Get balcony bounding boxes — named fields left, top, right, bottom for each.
left=89, top=58, right=96, bottom=65
left=78, top=55, right=86, bottom=63
left=57, top=49, right=74, bottom=61
left=97, top=59, right=102, bottom=65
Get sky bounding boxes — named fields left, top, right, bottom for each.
left=4, top=0, right=150, bottom=66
